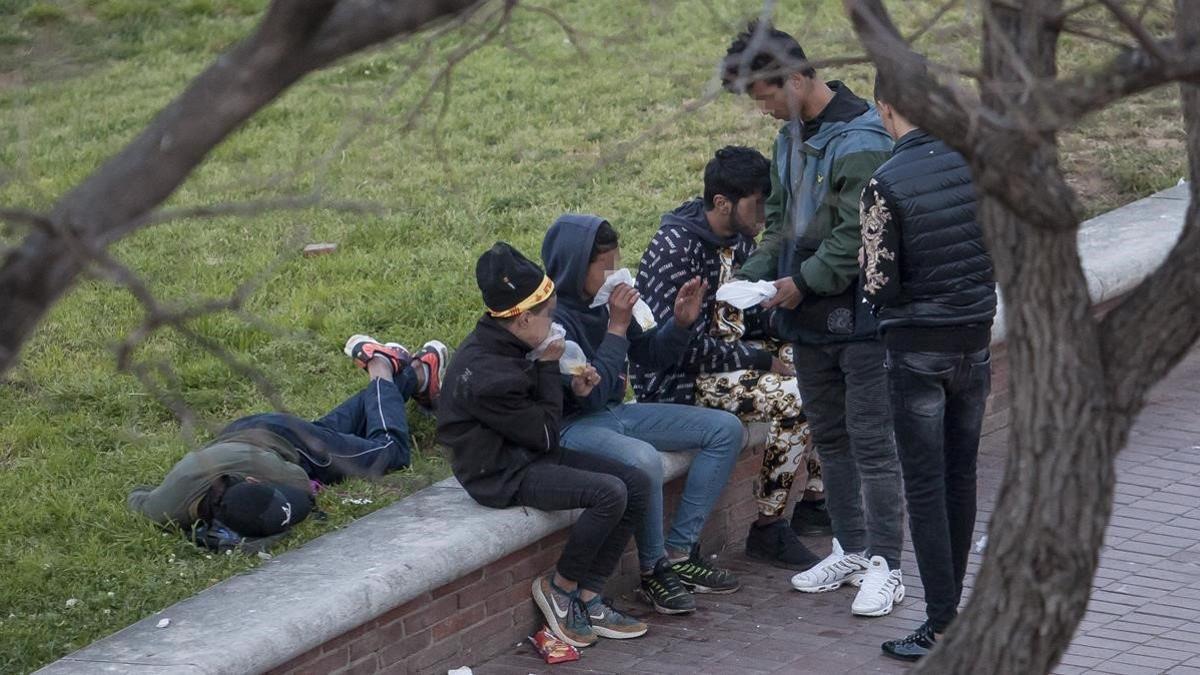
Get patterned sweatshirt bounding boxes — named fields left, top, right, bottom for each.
left=632, top=199, right=773, bottom=404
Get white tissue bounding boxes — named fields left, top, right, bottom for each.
left=527, top=322, right=567, bottom=361
left=715, top=280, right=778, bottom=309
left=528, top=323, right=590, bottom=376
left=590, top=268, right=657, bottom=329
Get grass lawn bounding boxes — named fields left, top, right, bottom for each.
left=0, top=0, right=1185, bottom=671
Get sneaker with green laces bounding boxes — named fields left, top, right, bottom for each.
left=584, top=596, right=648, bottom=639
left=669, top=544, right=741, bottom=594
left=638, top=558, right=696, bottom=614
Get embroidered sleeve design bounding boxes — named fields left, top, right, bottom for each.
left=860, top=180, right=895, bottom=296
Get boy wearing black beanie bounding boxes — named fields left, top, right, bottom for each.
left=437, top=242, right=652, bottom=648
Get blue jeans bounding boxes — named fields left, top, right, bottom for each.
left=887, top=348, right=991, bottom=632
left=222, top=368, right=417, bottom=484
left=560, top=402, right=744, bottom=570
left=513, top=451, right=651, bottom=593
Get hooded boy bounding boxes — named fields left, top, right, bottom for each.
left=542, top=214, right=752, bottom=615
left=437, top=242, right=652, bottom=648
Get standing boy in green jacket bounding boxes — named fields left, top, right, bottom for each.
left=722, top=22, right=906, bottom=618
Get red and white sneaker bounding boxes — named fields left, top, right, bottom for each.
left=413, top=340, right=449, bottom=413
left=343, top=335, right=410, bottom=375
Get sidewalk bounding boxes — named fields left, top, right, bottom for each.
left=475, top=349, right=1200, bottom=675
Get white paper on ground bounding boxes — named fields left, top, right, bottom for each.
left=589, top=268, right=657, bottom=329
left=447, top=668, right=473, bottom=675
left=715, top=280, right=778, bottom=309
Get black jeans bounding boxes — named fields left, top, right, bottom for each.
left=222, top=368, right=417, bottom=484
left=792, top=339, right=904, bottom=567
left=514, top=452, right=651, bottom=594
left=887, top=348, right=991, bottom=632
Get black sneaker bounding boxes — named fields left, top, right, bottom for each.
left=669, top=545, right=740, bottom=594
left=882, top=621, right=938, bottom=661
left=638, top=558, right=696, bottom=614
left=745, top=519, right=821, bottom=569
left=790, top=499, right=833, bottom=537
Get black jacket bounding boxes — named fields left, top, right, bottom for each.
left=860, top=129, right=997, bottom=351
left=435, top=315, right=564, bottom=508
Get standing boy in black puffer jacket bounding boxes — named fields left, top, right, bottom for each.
left=860, top=70, right=997, bottom=661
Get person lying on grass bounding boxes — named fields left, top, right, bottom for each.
left=436, top=242, right=650, bottom=648
left=128, top=334, right=447, bottom=549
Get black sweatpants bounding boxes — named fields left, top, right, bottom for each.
left=514, top=452, right=652, bottom=593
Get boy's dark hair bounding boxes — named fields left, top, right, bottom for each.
left=722, top=21, right=815, bottom=93
left=703, top=146, right=772, bottom=209
left=874, top=61, right=930, bottom=104
left=873, top=69, right=888, bottom=104
left=589, top=221, right=620, bottom=262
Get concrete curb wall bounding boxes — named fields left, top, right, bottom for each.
left=990, top=183, right=1188, bottom=343
left=38, top=184, right=1191, bottom=675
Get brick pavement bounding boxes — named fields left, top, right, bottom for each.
left=473, top=350, right=1200, bottom=675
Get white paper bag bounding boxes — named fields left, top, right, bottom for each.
left=558, top=340, right=589, bottom=376
left=715, top=280, right=778, bottom=309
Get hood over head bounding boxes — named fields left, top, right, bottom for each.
left=542, top=213, right=607, bottom=305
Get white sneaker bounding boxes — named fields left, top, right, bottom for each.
left=851, top=556, right=905, bottom=617
left=790, top=539, right=870, bottom=593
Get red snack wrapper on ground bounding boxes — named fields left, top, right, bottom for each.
left=529, top=626, right=581, bottom=664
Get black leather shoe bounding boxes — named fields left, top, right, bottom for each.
left=790, top=499, right=833, bottom=537
left=882, top=622, right=938, bottom=661
left=745, top=520, right=821, bottom=569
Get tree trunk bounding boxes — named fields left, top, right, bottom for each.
left=914, top=2, right=1137, bottom=672
left=913, top=196, right=1132, bottom=673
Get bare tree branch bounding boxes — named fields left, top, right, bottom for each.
left=134, top=195, right=385, bottom=229
left=0, top=207, right=52, bottom=235
left=0, top=0, right=490, bottom=377
left=905, top=0, right=960, bottom=43
left=1097, top=0, right=1171, bottom=62
left=842, top=0, right=973, bottom=140
left=845, top=0, right=1084, bottom=230
left=1039, top=36, right=1200, bottom=126
left=1136, top=0, right=1163, bottom=22
left=1100, top=0, right=1200, bottom=416
left=1059, top=20, right=1139, bottom=49
left=1057, top=0, right=1100, bottom=20
left=522, top=3, right=587, bottom=57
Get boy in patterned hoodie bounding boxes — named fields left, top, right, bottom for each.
left=633, top=146, right=828, bottom=571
